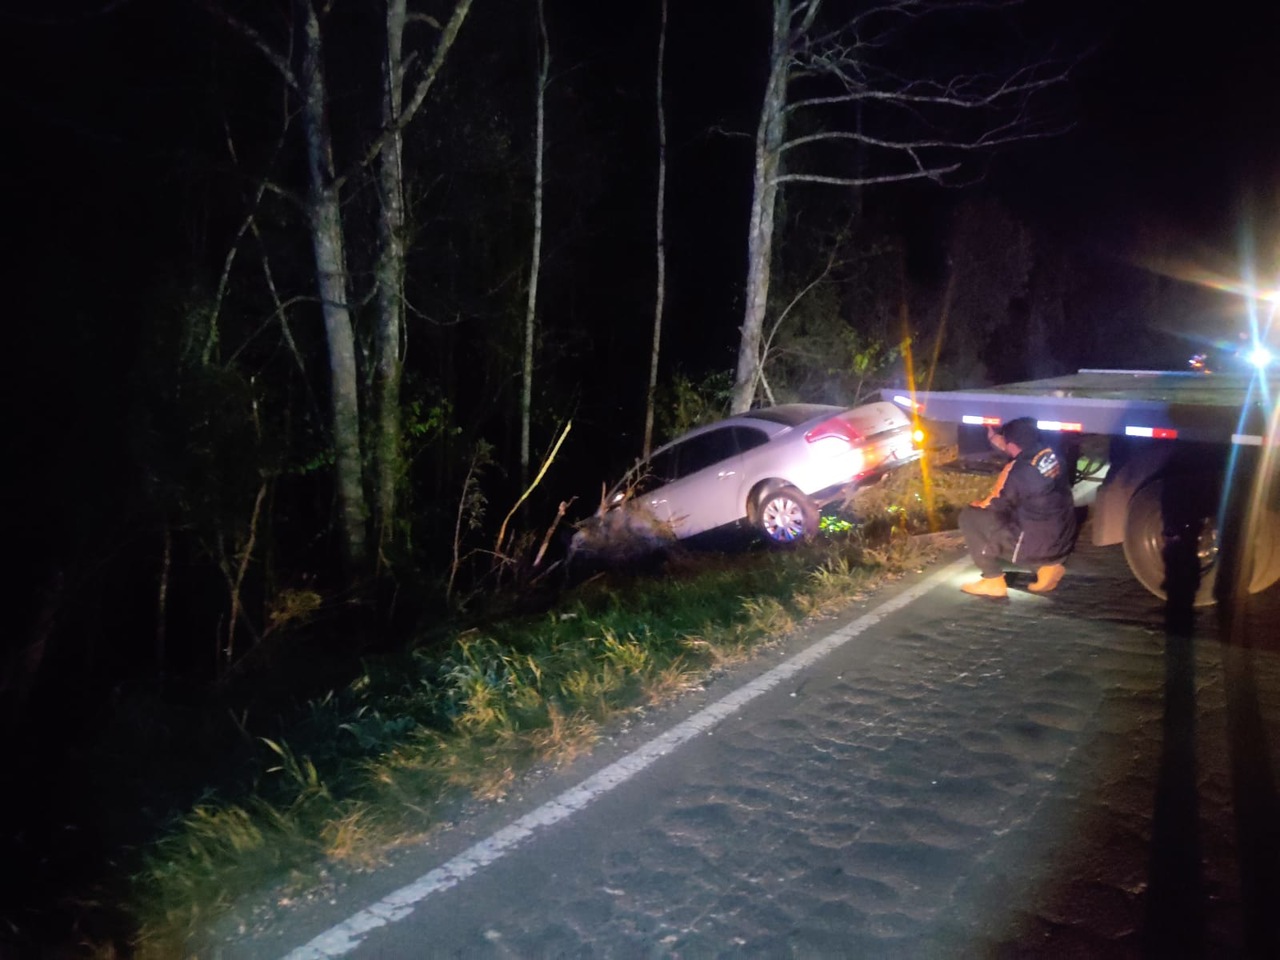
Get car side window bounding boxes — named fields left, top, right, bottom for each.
left=644, top=446, right=681, bottom=486
left=729, top=426, right=770, bottom=453
left=672, top=428, right=740, bottom=479
left=627, top=424, right=767, bottom=496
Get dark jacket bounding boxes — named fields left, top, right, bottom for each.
left=977, top=444, right=1077, bottom=564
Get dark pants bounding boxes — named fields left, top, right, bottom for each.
left=958, top=505, right=1018, bottom=579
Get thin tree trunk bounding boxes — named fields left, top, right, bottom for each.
left=521, top=0, right=550, bottom=482
left=643, top=0, right=669, bottom=460
left=732, top=0, right=791, bottom=414
left=202, top=0, right=477, bottom=574
left=375, top=0, right=409, bottom=566
left=156, top=525, right=171, bottom=684
left=299, top=0, right=368, bottom=569
left=224, top=481, right=268, bottom=668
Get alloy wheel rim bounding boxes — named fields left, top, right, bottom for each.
left=762, top=496, right=805, bottom=541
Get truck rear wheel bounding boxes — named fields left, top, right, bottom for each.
left=1123, top=478, right=1220, bottom=607
left=1246, top=504, right=1280, bottom=595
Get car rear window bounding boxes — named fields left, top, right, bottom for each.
left=741, top=404, right=843, bottom=427
left=838, top=403, right=907, bottom=437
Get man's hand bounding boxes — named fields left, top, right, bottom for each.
left=987, top=425, right=1008, bottom=454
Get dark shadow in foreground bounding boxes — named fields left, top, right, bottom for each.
left=1214, top=449, right=1280, bottom=959
left=1144, top=484, right=1206, bottom=958
left=1218, top=593, right=1280, bottom=958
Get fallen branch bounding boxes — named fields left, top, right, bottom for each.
left=495, top=420, right=572, bottom=557
left=533, top=497, right=575, bottom=569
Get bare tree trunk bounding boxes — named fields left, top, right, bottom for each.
left=730, top=0, right=1063, bottom=413
left=300, top=0, right=368, bottom=570
left=156, top=525, right=171, bottom=684
left=643, top=0, right=669, bottom=459
left=374, top=0, right=409, bottom=566
left=731, top=0, right=794, bottom=414
left=521, top=0, right=550, bottom=482
left=203, top=0, right=476, bottom=573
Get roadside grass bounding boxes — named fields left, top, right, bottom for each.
left=124, top=453, right=991, bottom=958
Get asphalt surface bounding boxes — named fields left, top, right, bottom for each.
left=225, top=540, right=1280, bottom=960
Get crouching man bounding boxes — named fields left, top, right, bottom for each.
left=958, top=417, right=1077, bottom=598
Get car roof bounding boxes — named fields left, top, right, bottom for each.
left=739, top=403, right=845, bottom=427
left=626, top=401, right=906, bottom=482
left=648, top=401, right=905, bottom=460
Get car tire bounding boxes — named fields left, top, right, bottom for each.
left=756, top=486, right=818, bottom=545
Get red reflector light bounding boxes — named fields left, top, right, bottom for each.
left=1037, top=420, right=1083, bottom=432
left=1125, top=425, right=1178, bottom=439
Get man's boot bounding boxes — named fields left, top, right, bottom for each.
left=961, top=575, right=1008, bottom=598
left=1028, top=563, right=1066, bottom=593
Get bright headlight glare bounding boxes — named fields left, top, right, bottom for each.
left=1246, top=345, right=1274, bottom=369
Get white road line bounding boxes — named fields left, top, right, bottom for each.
left=281, top=556, right=971, bottom=959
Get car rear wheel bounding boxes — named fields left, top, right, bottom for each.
left=757, top=486, right=818, bottom=544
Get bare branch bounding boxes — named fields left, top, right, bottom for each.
left=803, top=0, right=1026, bottom=51
left=789, top=0, right=824, bottom=39
left=779, top=119, right=1070, bottom=158
left=205, top=112, right=284, bottom=364
left=766, top=242, right=842, bottom=349
left=709, top=123, right=753, bottom=140
left=495, top=420, right=572, bottom=558
left=786, top=63, right=1072, bottom=114
left=224, top=294, right=314, bottom=366
left=247, top=225, right=312, bottom=382
left=533, top=498, right=575, bottom=569
left=207, top=83, right=312, bottom=378
left=196, top=0, right=298, bottom=92
left=335, top=0, right=474, bottom=191
left=754, top=239, right=844, bottom=401
left=776, top=165, right=960, bottom=187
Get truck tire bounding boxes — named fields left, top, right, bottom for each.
left=1247, top=504, right=1280, bottom=595
left=1123, top=478, right=1220, bottom=607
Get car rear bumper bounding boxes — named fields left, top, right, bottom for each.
left=808, top=449, right=923, bottom=507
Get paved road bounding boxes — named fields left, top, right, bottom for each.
left=232, top=541, right=1280, bottom=959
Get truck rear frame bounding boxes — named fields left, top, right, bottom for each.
left=899, top=369, right=1280, bottom=606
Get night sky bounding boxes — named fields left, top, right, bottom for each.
left=5, top=1, right=1279, bottom=396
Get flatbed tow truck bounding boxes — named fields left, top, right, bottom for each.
left=896, top=369, right=1280, bottom=606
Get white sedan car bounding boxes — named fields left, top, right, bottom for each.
left=605, top=401, right=922, bottom=544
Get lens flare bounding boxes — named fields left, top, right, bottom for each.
left=1246, top=345, right=1274, bottom=369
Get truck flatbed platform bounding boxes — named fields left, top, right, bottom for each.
left=907, top=369, right=1278, bottom=445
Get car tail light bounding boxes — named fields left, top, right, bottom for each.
left=806, top=415, right=866, bottom=475
left=805, top=415, right=862, bottom=447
